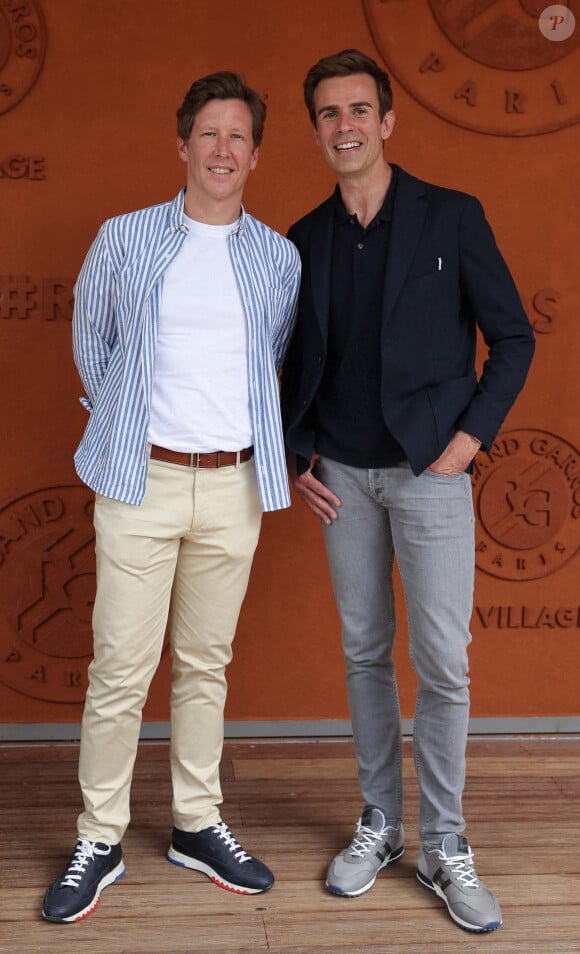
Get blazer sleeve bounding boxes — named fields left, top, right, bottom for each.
left=455, top=196, right=535, bottom=449
left=280, top=225, right=303, bottom=428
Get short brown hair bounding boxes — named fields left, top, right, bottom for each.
left=303, top=49, right=393, bottom=124
left=177, top=71, right=266, bottom=147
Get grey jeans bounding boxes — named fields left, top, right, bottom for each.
left=317, top=457, right=475, bottom=849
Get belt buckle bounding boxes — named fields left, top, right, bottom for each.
left=189, top=452, right=200, bottom=468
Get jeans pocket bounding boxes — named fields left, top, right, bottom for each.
left=423, top=469, right=466, bottom=481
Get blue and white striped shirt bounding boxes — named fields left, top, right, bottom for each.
left=73, top=190, right=300, bottom=511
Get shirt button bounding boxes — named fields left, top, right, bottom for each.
left=357, top=242, right=364, bottom=250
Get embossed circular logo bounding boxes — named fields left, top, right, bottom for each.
left=363, top=0, right=580, bottom=135
left=471, top=429, right=580, bottom=580
left=0, top=0, right=46, bottom=116
left=0, top=486, right=95, bottom=702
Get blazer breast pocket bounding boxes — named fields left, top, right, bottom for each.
left=407, top=256, right=450, bottom=281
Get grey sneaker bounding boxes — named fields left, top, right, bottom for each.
left=416, top=833, right=502, bottom=933
left=326, top=806, right=404, bottom=897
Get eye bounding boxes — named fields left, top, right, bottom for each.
left=201, top=131, right=216, bottom=138
left=320, top=110, right=337, bottom=121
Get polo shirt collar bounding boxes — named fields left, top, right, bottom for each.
left=333, top=164, right=399, bottom=227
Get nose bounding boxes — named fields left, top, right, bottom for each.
left=336, top=109, right=353, bottom=133
left=215, top=135, right=231, bottom=156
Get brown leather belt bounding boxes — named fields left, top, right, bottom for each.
left=150, top=444, right=254, bottom=468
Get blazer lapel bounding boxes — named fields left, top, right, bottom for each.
left=382, top=167, right=428, bottom=323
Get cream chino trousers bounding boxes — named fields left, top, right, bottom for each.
left=77, top=456, right=262, bottom=845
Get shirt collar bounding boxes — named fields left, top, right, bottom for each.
left=169, top=188, right=248, bottom=234
left=333, top=164, right=399, bottom=228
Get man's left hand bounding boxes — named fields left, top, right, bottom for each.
left=427, top=430, right=482, bottom=475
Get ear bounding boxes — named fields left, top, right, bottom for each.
left=177, top=137, right=188, bottom=162
left=381, top=110, right=396, bottom=143
left=313, top=124, right=321, bottom=147
left=250, top=147, right=259, bottom=172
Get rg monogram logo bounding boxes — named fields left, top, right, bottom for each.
left=0, top=486, right=95, bottom=702
left=471, top=429, right=580, bottom=580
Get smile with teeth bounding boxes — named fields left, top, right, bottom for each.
left=209, top=166, right=233, bottom=174
left=335, top=141, right=361, bottom=151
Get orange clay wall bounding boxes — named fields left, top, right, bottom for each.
left=0, top=0, right=578, bottom=727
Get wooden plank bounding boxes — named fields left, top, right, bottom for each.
left=1, top=738, right=579, bottom=954
left=232, top=754, right=580, bottom=779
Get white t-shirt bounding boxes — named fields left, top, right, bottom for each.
left=148, top=214, right=253, bottom=451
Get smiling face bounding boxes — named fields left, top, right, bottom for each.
left=177, top=97, right=259, bottom=223
left=312, top=73, right=395, bottom=184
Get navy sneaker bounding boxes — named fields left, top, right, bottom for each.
left=42, top=839, right=125, bottom=923
left=167, top=822, right=274, bottom=894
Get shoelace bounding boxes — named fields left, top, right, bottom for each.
left=212, top=823, right=252, bottom=864
left=349, top=821, right=390, bottom=858
left=441, top=848, right=480, bottom=889
left=60, top=840, right=111, bottom=888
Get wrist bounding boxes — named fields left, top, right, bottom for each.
left=458, top=429, right=481, bottom=449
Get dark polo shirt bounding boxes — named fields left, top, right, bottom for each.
left=313, top=166, right=406, bottom=468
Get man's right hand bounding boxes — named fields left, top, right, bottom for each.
left=287, top=451, right=341, bottom=526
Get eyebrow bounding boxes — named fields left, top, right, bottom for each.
left=316, top=100, right=374, bottom=116
left=199, top=125, right=247, bottom=134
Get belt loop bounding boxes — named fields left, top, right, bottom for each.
left=216, top=451, right=221, bottom=468
left=235, top=450, right=241, bottom=468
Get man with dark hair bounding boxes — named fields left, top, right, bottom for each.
left=42, top=71, right=300, bottom=923
left=282, top=49, right=534, bottom=933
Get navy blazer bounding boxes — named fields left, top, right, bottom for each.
left=281, top=165, right=535, bottom=475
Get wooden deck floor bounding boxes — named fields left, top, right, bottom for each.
left=1, top=737, right=579, bottom=953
